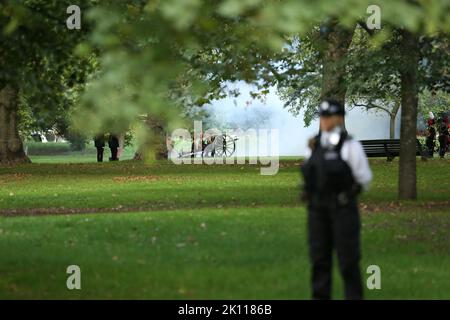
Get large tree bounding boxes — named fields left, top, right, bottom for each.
left=0, top=0, right=93, bottom=164
left=348, top=28, right=448, bottom=140
left=277, top=23, right=448, bottom=200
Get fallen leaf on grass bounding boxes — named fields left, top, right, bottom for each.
left=0, top=173, right=32, bottom=183
left=113, top=176, right=160, bottom=183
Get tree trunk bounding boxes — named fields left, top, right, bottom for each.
left=117, top=133, right=125, bottom=159
left=398, top=30, right=419, bottom=200
left=133, top=114, right=168, bottom=161
left=389, top=114, right=396, bottom=140
left=0, top=86, right=30, bottom=164
left=320, top=21, right=355, bottom=130
left=389, top=101, right=401, bottom=140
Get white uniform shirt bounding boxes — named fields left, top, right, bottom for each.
left=304, top=128, right=373, bottom=190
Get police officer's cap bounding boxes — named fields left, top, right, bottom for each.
left=319, top=100, right=345, bottom=117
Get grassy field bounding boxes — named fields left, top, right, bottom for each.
left=25, top=142, right=136, bottom=164
left=0, top=156, right=449, bottom=299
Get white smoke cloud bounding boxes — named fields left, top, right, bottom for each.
left=205, top=82, right=400, bottom=156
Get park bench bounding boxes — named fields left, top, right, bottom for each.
left=360, top=139, right=423, bottom=161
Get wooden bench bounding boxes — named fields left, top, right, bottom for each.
left=360, top=139, right=423, bottom=161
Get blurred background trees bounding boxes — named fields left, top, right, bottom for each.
left=1, top=0, right=449, bottom=199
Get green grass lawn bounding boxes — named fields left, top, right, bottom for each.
left=27, top=143, right=136, bottom=164
left=0, top=156, right=449, bottom=299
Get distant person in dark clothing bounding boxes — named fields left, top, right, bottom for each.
left=438, top=118, right=449, bottom=159
left=94, top=134, right=106, bottom=162
left=108, top=134, right=120, bottom=161
left=425, top=119, right=436, bottom=158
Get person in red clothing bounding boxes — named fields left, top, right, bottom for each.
left=448, top=123, right=450, bottom=146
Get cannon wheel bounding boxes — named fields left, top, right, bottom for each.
left=211, top=134, right=236, bottom=157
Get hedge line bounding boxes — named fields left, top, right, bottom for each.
left=25, top=142, right=97, bottom=156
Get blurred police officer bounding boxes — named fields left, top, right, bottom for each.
left=301, top=99, right=372, bottom=300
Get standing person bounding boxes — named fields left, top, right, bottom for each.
left=447, top=123, right=450, bottom=150
left=301, top=100, right=372, bottom=300
left=108, top=134, right=120, bottom=161
left=425, top=119, right=436, bottom=158
left=94, top=134, right=105, bottom=162
left=438, top=117, right=449, bottom=159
